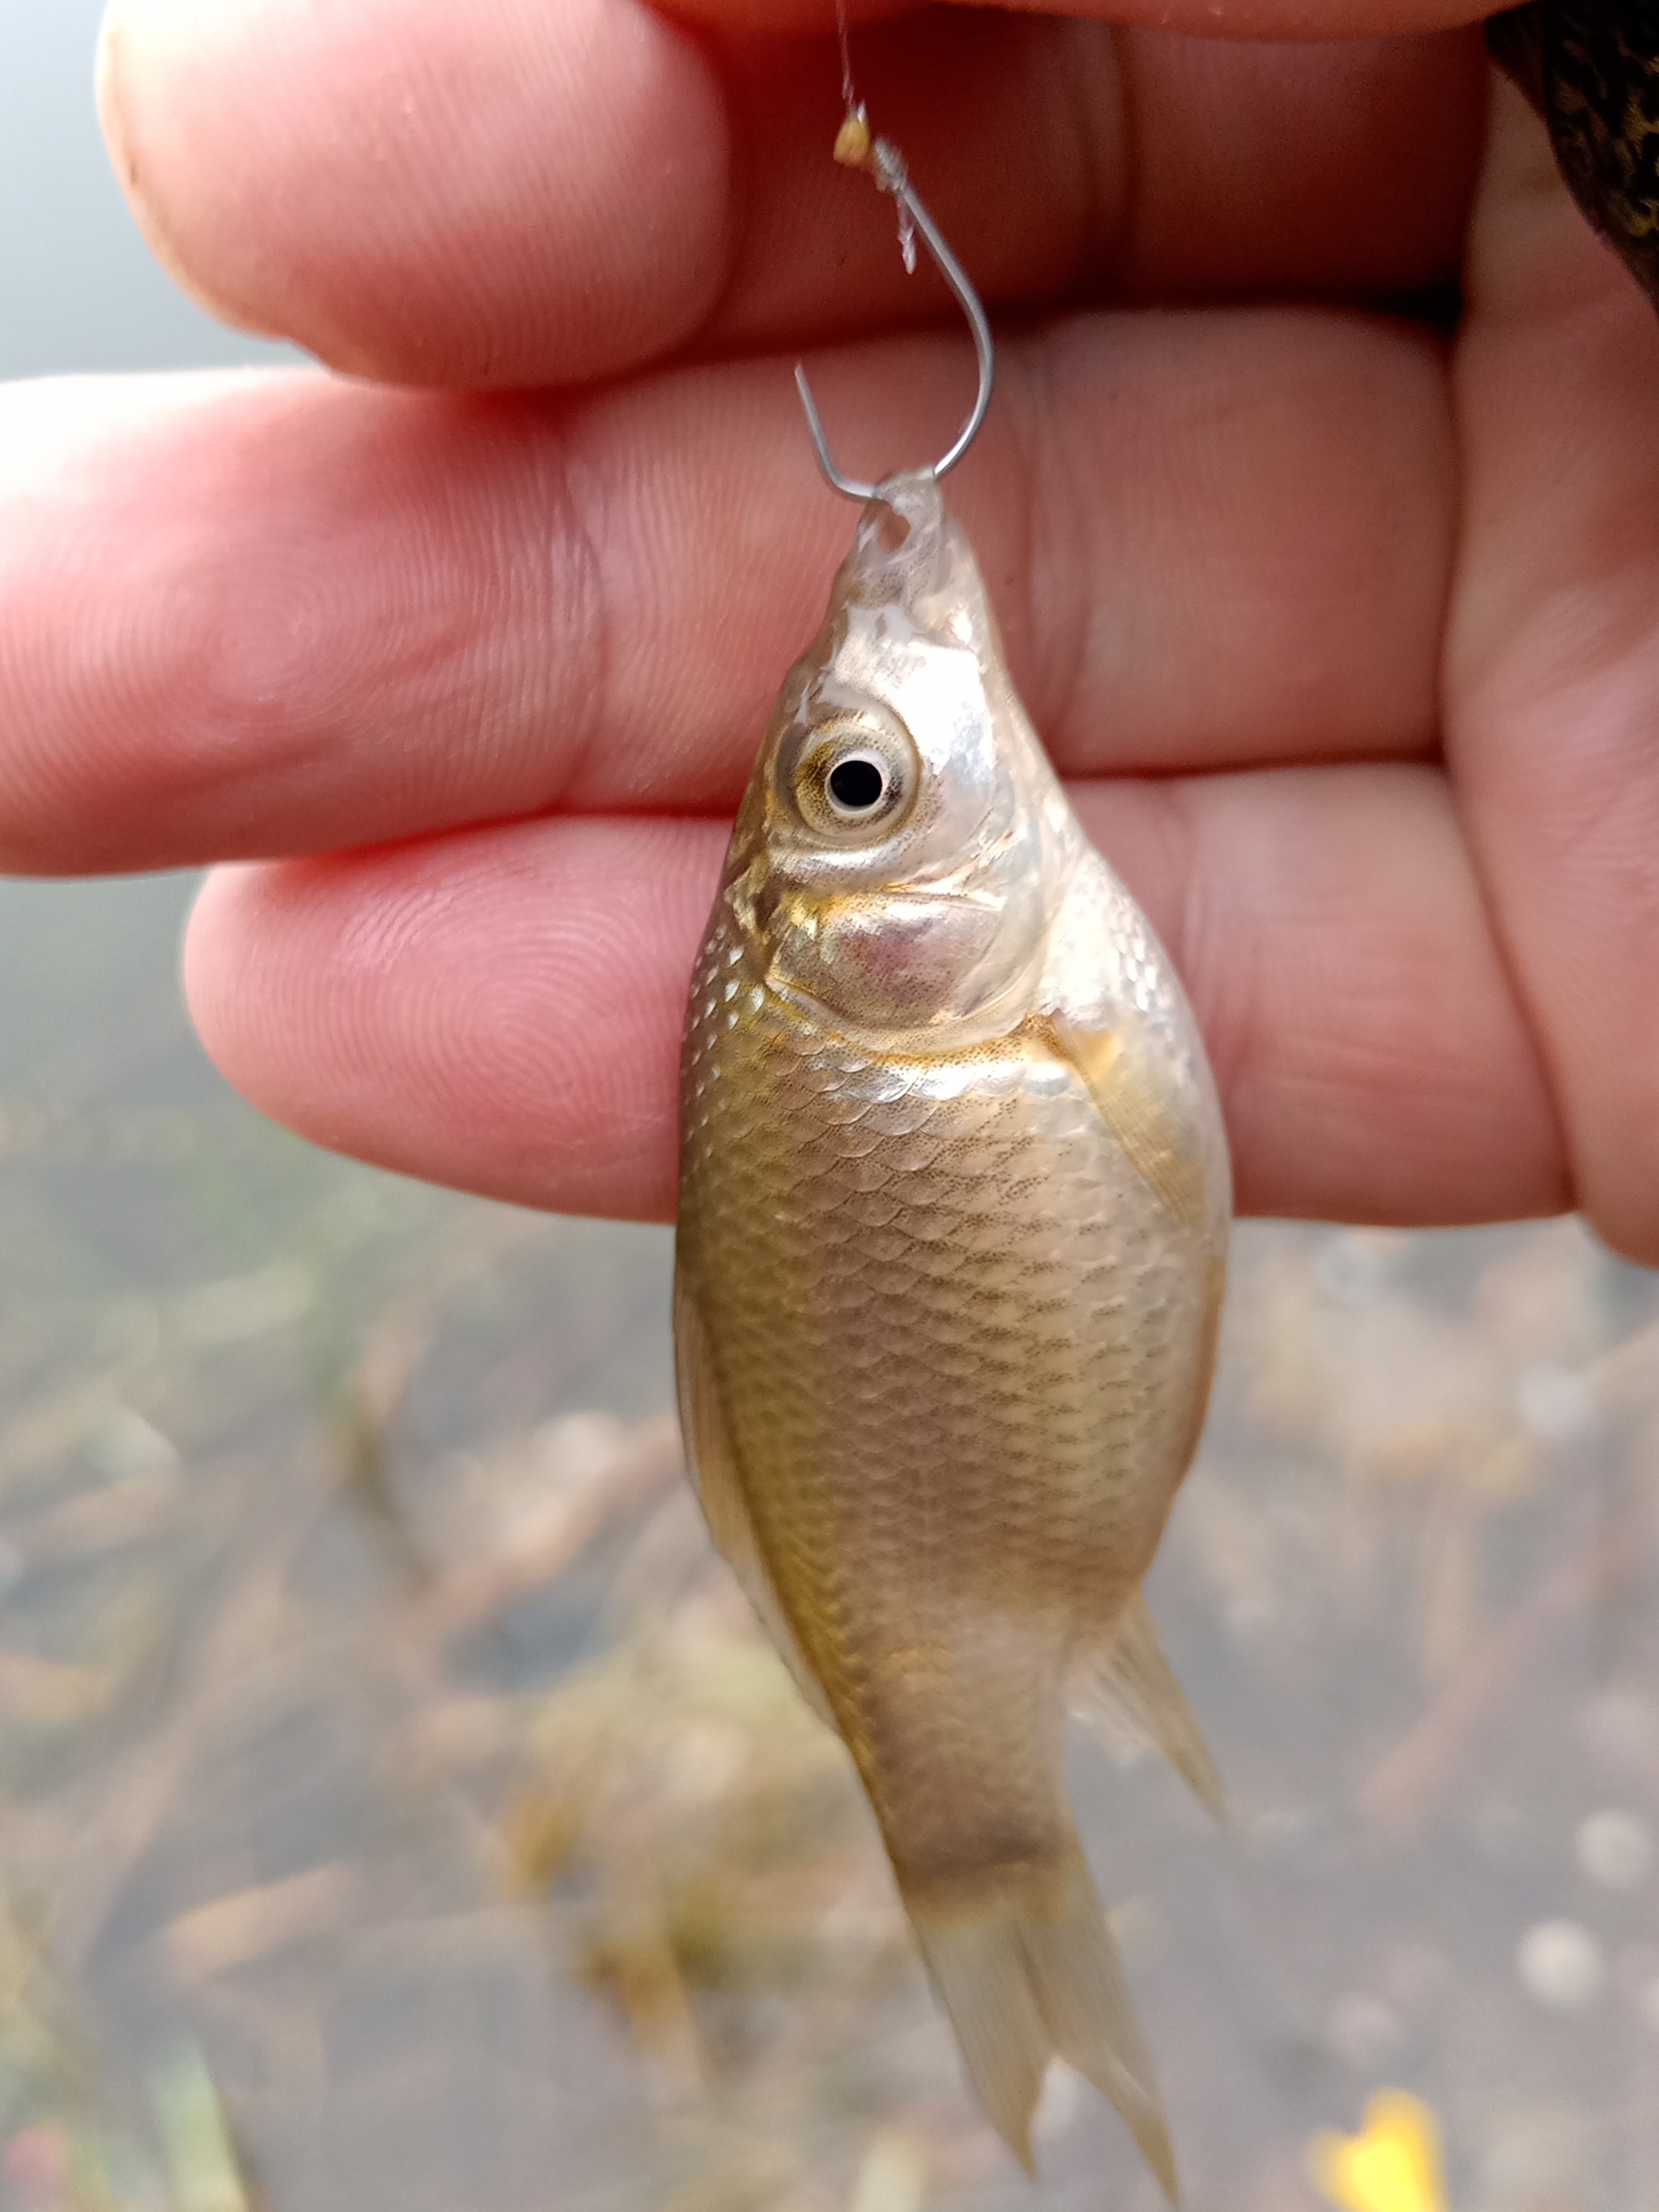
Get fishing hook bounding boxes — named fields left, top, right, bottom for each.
left=794, top=116, right=995, bottom=502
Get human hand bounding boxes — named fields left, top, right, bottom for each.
left=2, top=0, right=1654, bottom=1256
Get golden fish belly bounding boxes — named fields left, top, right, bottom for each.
left=677, top=916, right=1214, bottom=1890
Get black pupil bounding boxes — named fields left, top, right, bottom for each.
left=828, top=757, right=886, bottom=812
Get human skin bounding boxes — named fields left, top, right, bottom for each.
left=0, top=0, right=1656, bottom=1256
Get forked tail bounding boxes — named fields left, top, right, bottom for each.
left=903, top=1848, right=1177, bottom=2198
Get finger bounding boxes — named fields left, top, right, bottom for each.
left=708, top=23, right=1486, bottom=347
left=1448, top=83, right=1659, bottom=1264
left=188, top=819, right=727, bottom=1224
left=98, top=0, right=1486, bottom=387
left=0, top=310, right=1452, bottom=872
left=182, top=765, right=1566, bottom=1228
left=97, top=0, right=735, bottom=384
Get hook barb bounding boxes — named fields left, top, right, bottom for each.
left=795, top=134, right=994, bottom=503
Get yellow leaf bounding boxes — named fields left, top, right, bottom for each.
left=1307, top=2090, right=1446, bottom=2212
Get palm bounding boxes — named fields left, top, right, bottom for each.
left=3, top=2, right=1653, bottom=1256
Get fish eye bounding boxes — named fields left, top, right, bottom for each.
left=789, top=714, right=918, bottom=842
left=825, top=752, right=889, bottom=817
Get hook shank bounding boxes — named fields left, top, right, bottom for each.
left=795, top=134, right=995, bottom=502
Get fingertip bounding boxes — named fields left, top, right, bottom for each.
left=96, top=1, right=288, bottom=348
left=186, top=862, right=369, bottom=1166
left=96, top=0, right=737, bottom=386
left=181, top=863, right=270, bottom=1112
left=184, top=824, right=723, bottom=1221
left=95, top=5, right=129, bottom=195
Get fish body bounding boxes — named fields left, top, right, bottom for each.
left=675, top=471, right=1230, bottom=2189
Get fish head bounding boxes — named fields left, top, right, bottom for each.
left=725, top=471, right=1079, bottom=1037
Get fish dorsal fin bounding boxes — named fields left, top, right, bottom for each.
left=1030, top=1013, right=1209, bottom=1233
left=672, top=1261, right=838, bottom=1732
left=1071, top=1593, right=1225, bottom=1822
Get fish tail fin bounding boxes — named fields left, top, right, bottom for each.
left=1073, top=1592, right=1226, bottom=1822
left=904, top=1851, right=1178, bottom=2201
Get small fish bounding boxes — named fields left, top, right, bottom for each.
left=1488, top=2, right=1659, bottom=313
left=675, top=471, right=1230, bottom=2192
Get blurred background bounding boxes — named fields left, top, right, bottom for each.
left=2, top=6, right=1658, bottom=2210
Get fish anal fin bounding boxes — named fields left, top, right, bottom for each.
left=672, top=1263, right=837, bottom=1732
left=1073, top=1593, right=1225, bottom=1823
left=1030, top=1013, right=1209, bottom=1232
left=904, top=1852, right=1177, bottom=2200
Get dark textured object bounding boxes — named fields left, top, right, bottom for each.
left=1488, top=2, right=1659, bottom=310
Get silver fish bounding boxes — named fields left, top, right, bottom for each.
left=675, top=468, right=1230, bottom=2190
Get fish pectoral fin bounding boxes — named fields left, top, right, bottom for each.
left=905, top=1852, right=1177, bottom=2200
left=1032, top=1012, right=1209, bottom=1233
left=672, top=1262, right=838, bottom=1733
left=1071, top=1593, right=1226, bottom=1822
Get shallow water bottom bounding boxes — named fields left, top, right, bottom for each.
left=0, top=875, right=1656, bottom=2212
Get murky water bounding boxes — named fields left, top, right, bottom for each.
left=3, top=13, right=1658, bottom=2210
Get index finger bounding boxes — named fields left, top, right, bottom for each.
left=0, top=303, right=1452, bottom=873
